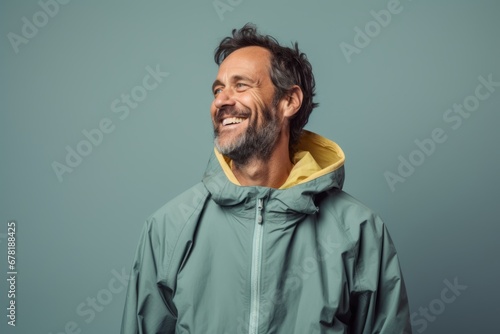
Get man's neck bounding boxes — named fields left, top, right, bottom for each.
left=230, top=136, right=293, bottom=189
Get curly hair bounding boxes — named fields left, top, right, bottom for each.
left=214, top=23, right=318, bottom=155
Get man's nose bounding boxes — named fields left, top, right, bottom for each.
left=214, top=88, right=236, bottom=109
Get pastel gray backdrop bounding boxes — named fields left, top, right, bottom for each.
left=1, top=0, right=499, bottom=333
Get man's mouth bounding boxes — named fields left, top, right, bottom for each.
left=222, top=117, right=246, bottom=126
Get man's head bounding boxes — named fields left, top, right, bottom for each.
left=211, top=23, right=318, bottom=164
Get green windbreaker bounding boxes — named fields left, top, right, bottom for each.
left=121, top=131, right=412, bottom=333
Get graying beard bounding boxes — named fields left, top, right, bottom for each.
left=214, top=108, right=280, bottom=165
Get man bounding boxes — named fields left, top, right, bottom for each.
left=121, top=24, right=412, bottom=334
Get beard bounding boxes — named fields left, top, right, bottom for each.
left=214, top=104, right=281, bottom=165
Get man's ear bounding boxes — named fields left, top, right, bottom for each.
left=282, top=85, right=303, bottom=119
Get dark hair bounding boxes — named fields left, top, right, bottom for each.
left=214, top=23, right=318, bottom=154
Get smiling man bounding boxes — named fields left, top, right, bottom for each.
left=121, top=24, right=412, bottom=334
left=211, top=44, right=301, bottom=188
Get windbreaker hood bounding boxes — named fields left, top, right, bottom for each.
left=202, top=130, right=345, bottom=214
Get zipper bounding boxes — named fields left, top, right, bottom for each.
left=249, top=197, right=264, bottom=334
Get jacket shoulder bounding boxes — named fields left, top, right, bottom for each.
left=144, top=182, right=209, bottom=247
left=135, top=183, right=209, bottom=280
left=319, top=189, right=386, bottom=241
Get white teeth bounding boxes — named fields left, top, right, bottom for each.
left=222, top=117, right=245, bottom=126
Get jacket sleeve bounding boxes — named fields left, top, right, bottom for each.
left=349, top=215, right=412, bottom=334
left=120, top=219, right=176, bottom=334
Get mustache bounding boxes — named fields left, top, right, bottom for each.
left=215, top=108, right=251, bottom=123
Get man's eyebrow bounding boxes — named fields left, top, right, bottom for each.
left=211, top=75, right=255, bottom=92
left=212, top=79, right=223, bottom=93
left=231, top=75, right=254, bottom=83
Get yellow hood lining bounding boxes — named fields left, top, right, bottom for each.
left=214, top=130, right=345, bottom=189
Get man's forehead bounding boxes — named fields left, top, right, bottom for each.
left=218, top=46, right=271, bottom=75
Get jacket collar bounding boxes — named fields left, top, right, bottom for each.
left=202, top=130, right=345, bottom=215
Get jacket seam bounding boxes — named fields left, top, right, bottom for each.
left=165, top=184, right=210, bottom=289
left=322, top=191, right=362, bottom=293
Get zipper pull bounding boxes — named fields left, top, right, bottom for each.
left=257, top=198, right=263, bottom=224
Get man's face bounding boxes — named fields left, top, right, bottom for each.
left=211, top=46, right=283, bottom=164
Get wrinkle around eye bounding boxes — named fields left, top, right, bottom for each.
left=213, top=87, right=223, bottom=96
left=235, top=83, right=250, bottom=92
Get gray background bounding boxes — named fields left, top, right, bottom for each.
left=1, top=0, right=499, bottom=333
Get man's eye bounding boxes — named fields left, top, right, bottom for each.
left=236, top=83, right=247, bottom=89
left=213, top=88, right=223, bottom=96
